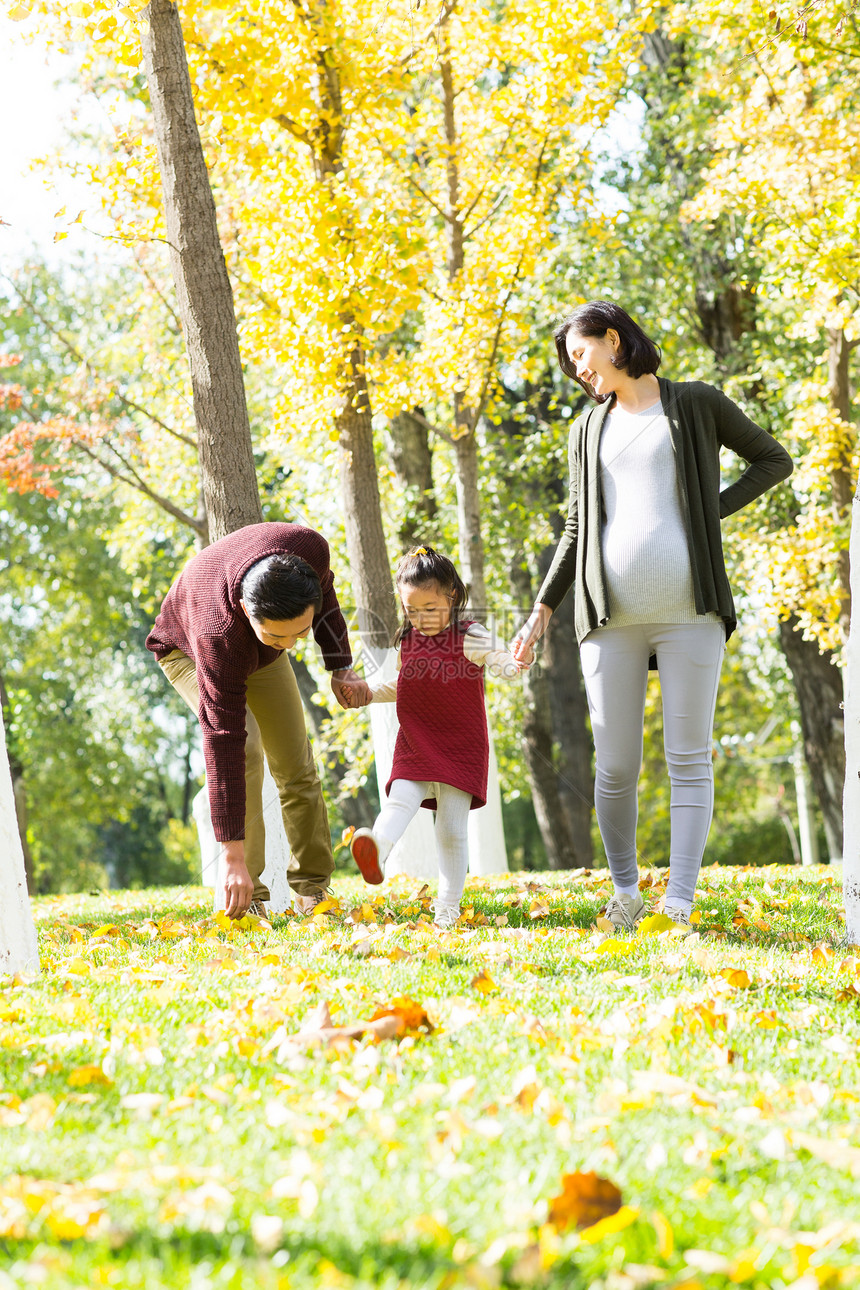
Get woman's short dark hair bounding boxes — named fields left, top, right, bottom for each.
left=241, top=553, right=322, bottom=622
left=554, top=300, right=661, bottom=401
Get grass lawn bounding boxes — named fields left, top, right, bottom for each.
left=1, top=863, right=859, bottom=1290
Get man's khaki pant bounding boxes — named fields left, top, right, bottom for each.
left=159, top=650, right=334, bottom=901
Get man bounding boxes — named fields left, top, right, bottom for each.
left=146, top=522, right=369, bottom=917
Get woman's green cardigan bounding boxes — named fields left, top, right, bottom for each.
left=536, top=377, right=794, bottom=644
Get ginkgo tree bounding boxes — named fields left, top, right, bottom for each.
left=671, top=0, right=860, bottom=932
left=6, top=0, right=646, bottom=872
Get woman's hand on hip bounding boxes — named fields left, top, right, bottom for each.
left=511, top=603, right=553, bottom=666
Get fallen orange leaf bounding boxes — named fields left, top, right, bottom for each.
left=286, top=996, right=434, bottom=1048
left=548, top=1171, right=623, bottom=1231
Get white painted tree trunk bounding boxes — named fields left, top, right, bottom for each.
left=364, top=647, right=440, bottom=881
left=793, top=745, right=820, bottom=867
left=193, top=762, right=297, bottom=914
left=843, top=492, right=860, bottom=942
left=468, top=724, right=508, bottom=875
left=364, top=647, right=508, bottom=880
left=0, top=714, right=39, bottom=976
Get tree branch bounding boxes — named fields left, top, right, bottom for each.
left=471, top=133, right=553, bottom=431
left=3, top=274, right=197, bottom=450
left=272, top=114, right=314, bottom=148
left=404, top=407, right=456, bottom=446
left=75, top=436, right=207, bottom=538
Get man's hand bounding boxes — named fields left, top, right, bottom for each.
left=511, top=603, right=553, bottom=667
left=331, top=667, right=372, bottom=709
left=222, top=840, right=254, bottom=919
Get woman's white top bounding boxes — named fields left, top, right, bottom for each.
left=370, top=623, right=520, bottom=702
left=598, top=400, right=720, bottom=628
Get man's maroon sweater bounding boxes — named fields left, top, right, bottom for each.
left=146, top=523, right=352, bottom=842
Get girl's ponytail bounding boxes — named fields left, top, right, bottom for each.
left=394, top=546, right=468, bottom=644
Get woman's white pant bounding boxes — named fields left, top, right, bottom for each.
left=374, top=779, right=472, bottom=918
left=579, top=622, right=725, bottom=912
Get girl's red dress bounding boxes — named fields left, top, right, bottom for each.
left=386, top=621, right=489, bottom=810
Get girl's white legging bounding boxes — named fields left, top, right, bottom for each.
left=374, top=779, right=472, bottom=918
left=579, top=622, right=725, bottom=914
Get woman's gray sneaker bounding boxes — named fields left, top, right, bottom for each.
left=663, top=904, right=693, bottom=934
left=604, top=892, right=646, bottom=931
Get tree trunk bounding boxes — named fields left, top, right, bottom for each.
left=827, top=326, right=854, bottom=645
left=539, top=546, right=594, bottom=864
left=454, top=432, right=487, bottom=612
left=384, top=411, right=438, bottom=551
left=779, top=614, right=845, bottom=861
left=140, top=0, right=262, bottom=542
left=844, top=479, right=860, bottom=941
left=0, top=667, right=34, bottom=891
left=0, top=707, right=39, bottom=974
left=440, top=31, right=488, bottom=612
left=511, top=555, right=593, bottom=868
left=336, top=331, right=400, bottom=648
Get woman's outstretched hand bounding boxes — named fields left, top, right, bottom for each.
left=511, top=603, right=553, bottom=667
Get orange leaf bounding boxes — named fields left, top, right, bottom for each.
left=367, top=996, right=434, bottom=1038
left=719, top=967, right=751, bottom=989
left=548, top=1171, right=623, bottom=1231
left=470, top=970, right=498, bottom=995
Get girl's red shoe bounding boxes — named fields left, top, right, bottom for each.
left=350, top=828, right=384, bottom=885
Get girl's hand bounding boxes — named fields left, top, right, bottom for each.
left=511, top=603, right=553, bottom=665
left=331, top=669, right=372, bottom=709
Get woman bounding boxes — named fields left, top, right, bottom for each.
left=512, top=301, right=793, bottom=930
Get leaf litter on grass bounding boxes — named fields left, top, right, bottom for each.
left=2, top=865, right=860, bottom=1288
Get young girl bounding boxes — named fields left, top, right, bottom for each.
left=344, top=546, right=524, bottom=929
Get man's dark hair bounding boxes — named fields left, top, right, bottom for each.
left=554, top=300, right=662, bottom=401
left=241, top=554, right=322, bottom=622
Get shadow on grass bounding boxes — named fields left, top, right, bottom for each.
left=1, top=1228, right=589, bottom=1289
left=33, top=887, right=214, bottom=928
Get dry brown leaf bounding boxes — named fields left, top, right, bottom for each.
left=548, top=1170, right=623, bottom=1231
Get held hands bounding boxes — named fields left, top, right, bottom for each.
left=511, top=603, right=553, bottom=667
left=331, top=667, right=372, bottom=710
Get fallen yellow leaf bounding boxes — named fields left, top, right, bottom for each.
left=67, top=1065, right=112, bottom=1089
left=594, top=938, right=636, bottom=956
left=651, top=1209, right=674, bottom=1259
left=578, top=1204, right=639, bottom=1243
left=638, top=913, right=676, bottom=936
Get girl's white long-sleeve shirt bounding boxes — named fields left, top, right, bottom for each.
left=370, top=623, right=520, bottom=703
